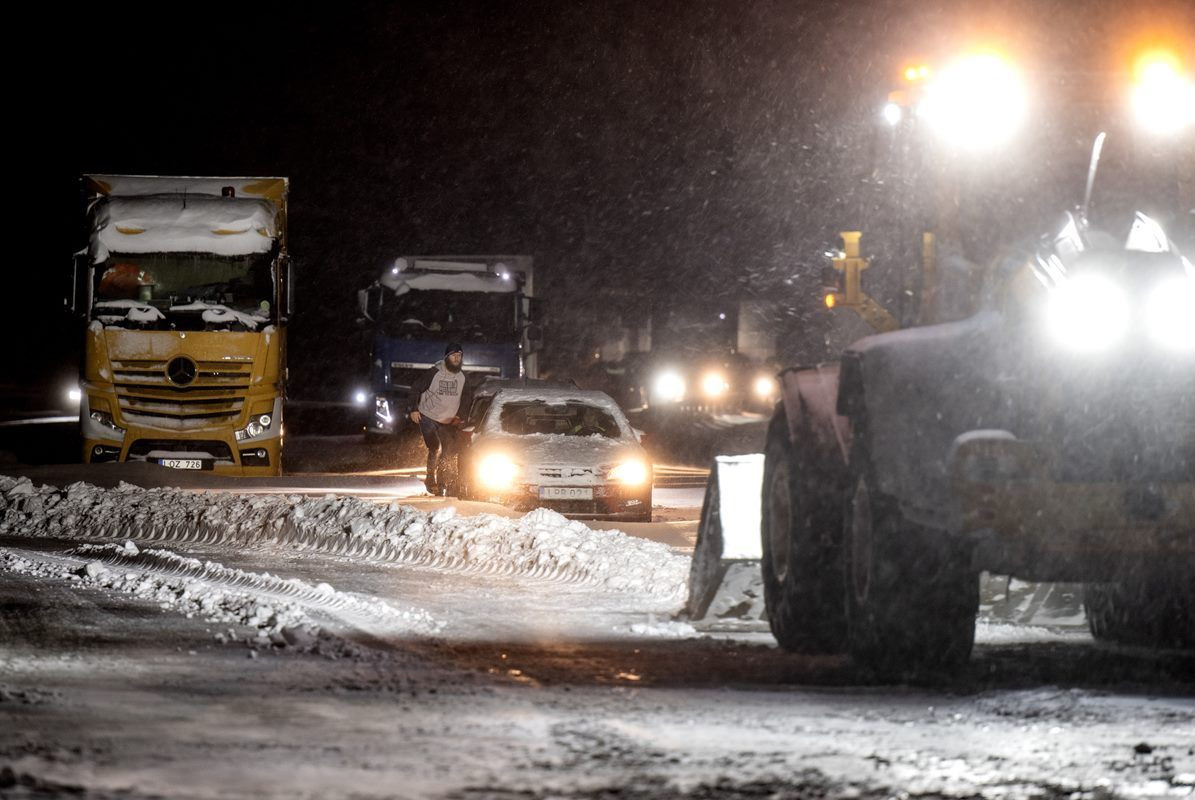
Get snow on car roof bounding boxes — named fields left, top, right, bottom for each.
left=90, top=195, right=279, bottom=261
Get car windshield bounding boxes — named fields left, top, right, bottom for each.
left=497, top=401, right=622, bottom=438
left=91, top=252, right=275, bottom=330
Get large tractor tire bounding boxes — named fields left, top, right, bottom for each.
left=1084, top=571, right=1195, bottom=649
left=760, top=411, right=847, bottom=654
left=843, top=442, right=978, bottom=676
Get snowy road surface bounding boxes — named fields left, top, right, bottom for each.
left=1, top=475, right=1193, bottom=799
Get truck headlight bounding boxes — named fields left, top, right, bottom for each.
left=608, top=459, right=649, bottom=486
left=701, top=371, right=729, bottom=399
left=478, top=454, right=520, bottom=490
left=89, top=410, right=126, bottom=436
left=374, top=396, right=392, bottom=424
left=1046, top=276, right=1129, bottom=351
left=235, top=413, right=274, bottom=441
left=1146, top=277, right=1195, bottom=350
left=652, top=371, right=685, bottom=404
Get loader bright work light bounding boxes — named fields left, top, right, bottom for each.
left=652, top=371, right=685, bottom=404
left=1046, top=276, right=1130, bottom=351
left=753, top=376, right=777, bottom=399
left=919, top=53, right=1027, bottom=150
left=608, top=459, right=649, bottom=486
left=701, top=371, right=729, bottom=399
left=1146, top=277, right=1195, bottom=350
left=478, top=454, right=519, bottom=490
left=1131, top=52, right=1195, bottom=135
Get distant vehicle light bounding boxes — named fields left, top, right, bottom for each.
left=919, top=52, right=1027, bottom=150
left=652, top=371, right=685, bottom=404
left=701, top=371, right=729, bottom=399
left=1146, top=277, right=1195, bottom=350
left=609, top=459, right=649, bottom=486
left=478, top=454, right=519, bottom=490
left=354, top=390, right=368, bottom=406
left=1131, top=54, right=1195, bottom=135
left=882, top=101, right=903, bottom=126
left=753, top=376, right=776, bottom=399
left=67, top=388, right=82, bottom=405
left=1046, top=276, right=1130, bottom=351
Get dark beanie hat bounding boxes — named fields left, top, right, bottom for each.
left=444, top=342, right=463, bottom=356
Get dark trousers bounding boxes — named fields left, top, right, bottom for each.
left=418, top=416, right=457, bottom=487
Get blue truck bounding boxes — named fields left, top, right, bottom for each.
left=357, top=255, right=539, bottom=436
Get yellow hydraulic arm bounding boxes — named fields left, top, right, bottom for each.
left=823, top=231, right=900, bottom=333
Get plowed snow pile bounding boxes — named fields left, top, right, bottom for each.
left=0, top=476, right=689, bottom=603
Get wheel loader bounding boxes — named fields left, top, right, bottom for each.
left=690, top=206, right=1195, bottom=674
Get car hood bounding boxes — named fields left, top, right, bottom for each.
left=471, top=432, right=646, bottom=476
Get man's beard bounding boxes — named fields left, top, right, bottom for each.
left=446, top=359, right=462, bottom=373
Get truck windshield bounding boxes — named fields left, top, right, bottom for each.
left=379, top=289, right=516, bottom=341
left=91, top=252, right=275, bottom=331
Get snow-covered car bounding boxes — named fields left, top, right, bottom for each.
left=459, top=387, right=652, bottom=521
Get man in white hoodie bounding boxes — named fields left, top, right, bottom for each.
left=408, top=342, right=471, bottom=495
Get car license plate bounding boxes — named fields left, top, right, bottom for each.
left=160, top=459, right=204, bottom=470
left=539, top=486, right=593, bottom=500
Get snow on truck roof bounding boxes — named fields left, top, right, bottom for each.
left=85, top=175, right=288, bottom=261
left=90, top=195, right=279, bottom=260
left=85, top=175, right=287, bottom=204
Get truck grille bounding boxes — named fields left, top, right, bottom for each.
left=111, top=358, right=251, bottom=425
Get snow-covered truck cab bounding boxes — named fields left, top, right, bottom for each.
left=75, top=175, right=291, bottom=476
left=358, top=256, right=540, bottom=436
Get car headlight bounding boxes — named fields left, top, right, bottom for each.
left=652, top=371, right=685, bottom=404
left=235, top=413, right=274, bottom=442
left=753, top=375, right=776, bottom=399
left=1046, top=275, right=1130, bottom=351
left=608, top=459, right=649, bottom=486
left=701, top=371, right=729, bottom=399
left=89, top=410, right=126, bottom=436
left=478, top=454, right=520, bottom=490
left=1146, top=276, right=1195, bottom=351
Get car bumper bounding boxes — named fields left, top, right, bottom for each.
left=477, top=484, right=652, bottom=521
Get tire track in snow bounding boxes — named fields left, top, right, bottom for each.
left=0, top=542, right=440, bottom=644
left=0, top=477, right=690, bottom=604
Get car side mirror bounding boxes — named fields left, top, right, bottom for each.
left=633, top=428, right=648, bottom=445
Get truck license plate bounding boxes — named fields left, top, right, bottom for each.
left=539, top=486, right=593, bottom=500
left=160, top=459, right=204, bottom=470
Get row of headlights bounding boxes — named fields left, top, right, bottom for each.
left=651, top=370, right=778, bottom=404
left=1045, top=275, right=1195, bottom=352
left=476, top=454, right=650, bottom=491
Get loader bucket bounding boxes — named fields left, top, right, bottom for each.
left=685, top=453, right=767, bottom=622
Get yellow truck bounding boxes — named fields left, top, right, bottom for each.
left=73, top=175, right=291, bottom=475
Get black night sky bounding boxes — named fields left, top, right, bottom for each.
left=11, top=0, right=1193, bottom=404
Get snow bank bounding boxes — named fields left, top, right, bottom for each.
left=0, top=476, right=689, bottom=605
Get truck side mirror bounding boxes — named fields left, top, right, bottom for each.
left=279, top=255, right=295, bottom=321
left=358, top=285, right=383, bottom=323
left=69, top=252, right=91, bottom=316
